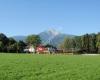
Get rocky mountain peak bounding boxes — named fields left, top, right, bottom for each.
left=48, top=29, right=60, bottom=36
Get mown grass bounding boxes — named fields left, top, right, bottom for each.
left=0, top=53, right=100, bottom=80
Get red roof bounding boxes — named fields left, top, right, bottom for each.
left=36, top=45, right=45, bottom=52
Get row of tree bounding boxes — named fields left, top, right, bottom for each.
left=1, top=32, right=100, bottom=54
left=59, top=33, right=100, bottom=54
left=0, top=33, right=41, bottom=53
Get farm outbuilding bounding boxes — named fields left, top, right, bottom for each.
left=24, top=45, right=35, bottom=53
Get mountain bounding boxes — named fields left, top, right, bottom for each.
left=39, top=29, right=75, bottom=47
left=50, top=34, right=74, bottom=47
left=12, top=29, right=75, bottom=47
left=39, top=29, right=60, bottom=44
left=12, top=36, right=27, bottom=42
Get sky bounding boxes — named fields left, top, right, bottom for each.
left=0, top=0, right=100, bottom=36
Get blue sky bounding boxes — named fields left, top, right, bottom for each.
left=0, top=0, right=100, bottom=36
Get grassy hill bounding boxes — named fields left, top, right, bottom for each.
left=0, top=53, right=100, bottom=80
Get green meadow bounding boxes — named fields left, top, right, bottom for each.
left=0, top=53, right=100, bottom=80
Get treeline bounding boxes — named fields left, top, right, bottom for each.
left=0, top=33, right=41, bottom=53
left=1, top=32, right=100, bottom=54
left=59, top=33, right=100, bottom=54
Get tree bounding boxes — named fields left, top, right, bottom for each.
left=8, top=38, right=16, bottom=44
left=17, top=41, right=26, bottom=53
left=82, top=34, right=90, bottom=53
left=7, top=43, right=18, bottom=53
left=89, top=34, right=97, bottom=53
left=7, top=38, right=17, bottom=53
left=96, top=33, right=100, bottom=53
left=26, top=35, right=41, bottom=47
left=81, top=33, right=97, bottom=53
left=0, top=41, right=4, bottom=52
left=0, top=33, right=9, bottom=52
left=59, top=37, right=74, bottom=52
left=0, top=33, right=9, bottom=45
left=74, top=36, right=82, bottom=50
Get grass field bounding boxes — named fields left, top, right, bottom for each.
left=0, top=53, right=100, bottom=80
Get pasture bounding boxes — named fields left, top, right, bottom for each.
left=0, top=53, right=100, bottom=80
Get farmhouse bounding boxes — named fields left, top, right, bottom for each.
left=24, top=45, right=35, bottom=53
left=36, top=44, right=56, bottom=54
